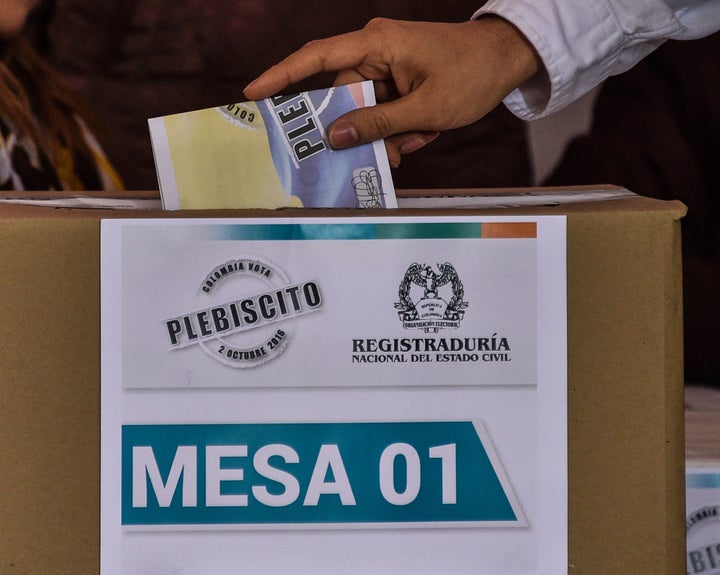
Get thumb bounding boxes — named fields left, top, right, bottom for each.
left=326, top=118, right=362, bottom=149
left=326, top=98, right=417, bottom=149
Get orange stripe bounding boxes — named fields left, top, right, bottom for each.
left=482, top=222, right=537, bottom=238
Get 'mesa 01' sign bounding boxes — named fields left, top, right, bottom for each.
left=123, top=421, right=524, bottom=527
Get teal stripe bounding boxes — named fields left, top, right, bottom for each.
left=376, top=222, right=483, bottom=239
left=687, top=473, right=720, bottom=489
left=208, top=222, right=484, bottom=241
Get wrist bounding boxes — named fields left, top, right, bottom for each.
left=470, top=15, right=541, bottom=91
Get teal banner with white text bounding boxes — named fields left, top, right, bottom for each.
left=123, top=421, right=519, bottom=527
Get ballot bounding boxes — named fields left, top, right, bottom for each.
left=148, top=82, right=397, bottom=210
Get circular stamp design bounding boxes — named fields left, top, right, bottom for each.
left=687, top=504, right=720, bottom=574
left=164, top=257, right=322, bottom=368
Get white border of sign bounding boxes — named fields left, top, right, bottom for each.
left=101, top=215, right=567, bottom=574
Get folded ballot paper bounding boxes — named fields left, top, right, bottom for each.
left=148, top=81, right=397, bottom=210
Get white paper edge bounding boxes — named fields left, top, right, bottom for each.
left=360, top=80, right=397, bottom=208
left=536, top=215, right=568, bottom=572
left=100, top=220, right=124, bottom=572
left=147, top=117, right=181, bottom=210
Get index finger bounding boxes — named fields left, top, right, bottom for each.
left=243, top=29, right=374, bottom=99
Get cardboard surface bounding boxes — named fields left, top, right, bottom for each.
left=0, top=189, right=686, bottom=574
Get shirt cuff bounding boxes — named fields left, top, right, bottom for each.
left=473, top=0, right=682, bottom=119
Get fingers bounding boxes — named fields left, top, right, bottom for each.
left=384, top=141, right=401, bottom=169
left=244, top=29, right=373, bottom=100
left=393, top=131, right=440, bottom=156
left=385, top=132, right=440, bottom=168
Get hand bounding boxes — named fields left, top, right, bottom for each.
left=243, top=16, right=539, bottom=167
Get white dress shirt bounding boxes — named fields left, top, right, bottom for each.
left=474, top=0, right=720, bottom=118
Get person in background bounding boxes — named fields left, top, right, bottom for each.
left=0, top=0, right=121, bottom=191
left=31, top=1, right=533, bottom=191
left=544, top=33, right=720, bottom=385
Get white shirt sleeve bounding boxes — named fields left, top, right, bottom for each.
left=474, top=0, right=720, bottom=119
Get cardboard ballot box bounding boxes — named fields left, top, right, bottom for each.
left=0, top=188, right=685, bottom=574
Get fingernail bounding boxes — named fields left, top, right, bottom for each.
left=399, top=136, right=430, bottom=155
left=243, top=78, right=259, bottom=95
left=329, top=123, right=359, bottom=149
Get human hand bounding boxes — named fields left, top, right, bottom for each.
left=243, top=16, right=539, bottom=167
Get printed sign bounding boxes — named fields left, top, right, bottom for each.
left=101, top=216, right=567, bottom=574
